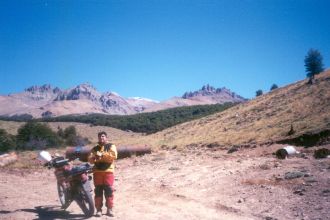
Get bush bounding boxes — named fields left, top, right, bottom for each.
left=64, top=125, right=77, bottom=138
left=256, top=90, right=263, bottom=97
left=0, top=129, right=16, bottom=152
left=58, top=125, right=90, bottom=146
left=65, top=135, right=90, bottom=146
left=16, top=122, right=62, bottom=150
left=270, top=84, right=278, bottom=91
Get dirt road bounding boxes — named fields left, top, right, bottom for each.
left=0, top=144, right=329, bottom=220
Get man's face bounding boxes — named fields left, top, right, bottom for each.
left=98, top=134, right=107, bottom=145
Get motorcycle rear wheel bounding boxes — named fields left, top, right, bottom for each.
left=75, top=180, right=95, bottom=217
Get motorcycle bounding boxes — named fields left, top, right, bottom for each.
left=37, top=151, right=95, bottom=217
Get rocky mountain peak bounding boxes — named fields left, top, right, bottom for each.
left=201, top=84, right=216, bottom=92
left=18, top=84, right=62, bottom=101
left=55, top=83, right=101, bottom=101
left=25, top=84, right=61, bottom=94
left=0, top=81, right=248, bottom=117
left=182, top=84, right=246, bottom=102
left=76, top=83, right=96, bottom=90
left=182, top=84, right=220, bottom=98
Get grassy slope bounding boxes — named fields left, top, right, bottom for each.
left=139, top=70, right=330, bottom=149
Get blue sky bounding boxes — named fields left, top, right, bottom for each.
left=1, top=0, right=329, bottom=101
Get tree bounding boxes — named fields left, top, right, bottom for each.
left=256, top=89, right=263, bottom=97
left=16, top=122, right=62, bottom=150
left=62, top=125, right=89, bottom=146
left=0, top=129, right=16, bottom=152
left=270, top=84, right=278, bottom=91
left=304, top=49, right=324, bottom=79
left=63, top=125, right=77, bottom=138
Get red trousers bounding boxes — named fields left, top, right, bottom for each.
left=93, top=172, right=114, bottom=210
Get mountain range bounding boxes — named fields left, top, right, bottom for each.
left=0, top=84, right=246, bottom=118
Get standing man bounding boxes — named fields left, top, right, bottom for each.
left=88, top=131, right=117, bottom=217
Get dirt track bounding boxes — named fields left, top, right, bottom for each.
left=0, top=144, right=329, bottom=220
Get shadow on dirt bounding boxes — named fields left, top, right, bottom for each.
left=19, top=205, right=87, bottom=220
left=278, top=129, right=330, bottom=147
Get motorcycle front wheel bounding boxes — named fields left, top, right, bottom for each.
left=75, top=180, right=95, bottom=217
left=57, top=182, right=71, bottom=209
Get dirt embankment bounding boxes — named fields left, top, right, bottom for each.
left=0, top=144, right=329, bottom=220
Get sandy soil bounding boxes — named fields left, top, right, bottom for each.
left=0, top=144, right=329, bottom=220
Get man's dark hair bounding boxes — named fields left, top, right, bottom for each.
left=98, top=131, right=107, bottom=137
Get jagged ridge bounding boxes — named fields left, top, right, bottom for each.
left=0, top=83, right=246, bottom=118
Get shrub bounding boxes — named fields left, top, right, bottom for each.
left=0, top=129, right=16, bottom=152
left=65, top=135, right=90, bottom=146
left=64, top=125, right=77, bottom=138
left=16, top=122, right=62, bottom=150
left=256, top=90, right=263, bottom=97
left=58, top=125, right=90, bottom=146
left=270, top=84, right=278, bottom=91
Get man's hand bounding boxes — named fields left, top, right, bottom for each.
left=95, top=151, right=103, bottom=161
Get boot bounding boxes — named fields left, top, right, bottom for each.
left=106, top=208, right=114, bottom=217
left=95, top=210, right=102, bottom=217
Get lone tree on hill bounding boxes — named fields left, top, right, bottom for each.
left=304, top=49, right=324, bottom=83
left=270, top=84, right=278, bottom=91
left=256, top=89, right=263, bottom=97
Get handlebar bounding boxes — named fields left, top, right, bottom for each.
left=45, top=157, right=69, bottom=169
left=45, top=156, right=93, bottom=176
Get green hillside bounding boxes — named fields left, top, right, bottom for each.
left=40, top=103, right=235, bottom=134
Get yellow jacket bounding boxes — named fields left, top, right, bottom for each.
left=88, top=143, right=117, bottom=173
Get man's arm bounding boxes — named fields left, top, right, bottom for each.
left=88, top=149, right=97, bottom=164
left=102, top=144, right=117, bottom=162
